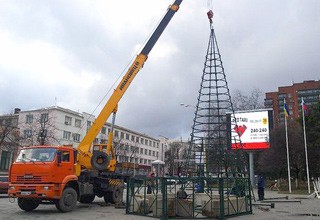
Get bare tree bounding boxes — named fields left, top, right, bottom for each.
left=0, top=114, right=20, bottom=170
left=19, top=109, right=58, bottom=146
left=0, top=116, right=19, bottom=147
left=232, top=88, right=264, bottom=111
left=257, top=121, right=305, bottom=188
left=165, top=141, right=186, bottom=176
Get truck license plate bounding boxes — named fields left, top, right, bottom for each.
left=21, top=191, right=32, bottom=195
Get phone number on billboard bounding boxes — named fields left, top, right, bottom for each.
left=251, top=128, right=267, bottom=133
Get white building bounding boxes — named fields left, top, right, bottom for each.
left=15, top=106, right=162, bottom=175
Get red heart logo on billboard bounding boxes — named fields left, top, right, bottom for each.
left=234, top=125, right=247, bottom=137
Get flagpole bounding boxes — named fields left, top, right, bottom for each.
left=302, top=97, right=311, bottom=194
left=284, top=99, right=292, bottom=193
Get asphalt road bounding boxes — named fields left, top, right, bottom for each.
left=1, top=189, right=320, bottom=220
left=0, top=194, right=144, bottom=220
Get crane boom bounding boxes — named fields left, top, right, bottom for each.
left=77, top=0, right=183, bottom=170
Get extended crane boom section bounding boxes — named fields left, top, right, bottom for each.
left=77, top=0, right=183, bottom=170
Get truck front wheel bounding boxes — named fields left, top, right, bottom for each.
left=55, top=187, right=77, bottom=212
left=18, top=198, right=40, bottom=212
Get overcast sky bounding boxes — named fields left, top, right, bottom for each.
left=0, top=0, right=319, bottom=140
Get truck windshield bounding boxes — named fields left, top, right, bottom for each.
left=16, top=148, right=57, bottom=162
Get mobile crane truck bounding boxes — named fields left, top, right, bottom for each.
left=8, top=0, right=183, bottom=212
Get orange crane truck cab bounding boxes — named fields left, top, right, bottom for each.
left=9, top=146, right=80, bottom=212
left=8, top=0, right=183, bottom=212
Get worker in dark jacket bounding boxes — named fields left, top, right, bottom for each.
left=257, top=175, right=265, bottom=201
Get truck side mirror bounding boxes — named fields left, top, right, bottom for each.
left=57, top=151, right=62, bottom=164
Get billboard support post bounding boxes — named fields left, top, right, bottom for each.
left=249, top=151, right=254, bottom=188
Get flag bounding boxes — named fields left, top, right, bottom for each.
left=301, top=97, right=309, bottom=115
left=283, top=99, right=290, bottom=117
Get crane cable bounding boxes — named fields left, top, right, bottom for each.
left=76, top=3, right=171, bottom=135
left=207, top=0, right=213, bottom=10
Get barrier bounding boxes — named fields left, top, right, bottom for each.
left=126, top=176, right=252, bottom=219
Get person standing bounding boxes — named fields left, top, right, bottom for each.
left=257, top=175, right=265, bottom=201
left=147, top=172, right=155, bottom=194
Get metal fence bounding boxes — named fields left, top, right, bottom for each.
left=126, top=176, right=252, bottom=219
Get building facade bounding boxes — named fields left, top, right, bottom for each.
left=265, top=80, right=320, bottom=125
left=0, top=106, right=162, bottom=175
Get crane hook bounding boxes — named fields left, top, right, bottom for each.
left=207, top=10, right=214, bottom=23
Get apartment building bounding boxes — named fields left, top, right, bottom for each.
left=265, top=80, right=320, bottom=125
left=0, top=106, right=162, bottom=175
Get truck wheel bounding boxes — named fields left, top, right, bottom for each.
left=17, top=198, right=40, bottom=212
left=91, top=152, right=110, bottom=171
left=56, top=187, right=77, bottom=212
left=113, top=185, right=124, bottom=204
left=79, top=195, right=95, bottom=204
left=103, top=186, right=124, bottom=204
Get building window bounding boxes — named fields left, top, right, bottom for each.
left=126, top=133, right=130, bottom=140
left=75, top=119, right=81, bottom=127
left=145, top=139, right=148, bottom=145
left=149, top=150, right=151, bottom=156
left=65, top=116, right=72, bottom=125
left=26, top=115, right=33, bottom=124
left=140, top=148, right=143, bottom=154
left=114, top=130, right=119, bottom=138
left=40, top=113, right=48, bottom=123
left=87, top=121, right=92, bottom=129
left=100, top=139, right=107, bottom=144
left=131, top=135, right=135, bottom=141
left=73, top=133, right=80, bottom=142
left=136, top=137, right=139, bottom=143
left=144, top=149, right=147, bottom=155
left=120, top=132, right=124, bottom=139
left=63, top=131, right=71, bottom=140
left=24, top=129, right=32, bottom=138
left=101, top=127, right=106, bottom=134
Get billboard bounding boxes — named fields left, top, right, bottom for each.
left=229, top=110, right=273, bottom=150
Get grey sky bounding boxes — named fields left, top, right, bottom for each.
left=0, top=0, right=319, bottom=140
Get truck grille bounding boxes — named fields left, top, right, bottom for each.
left=15, top=176, right=43, bottom=183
